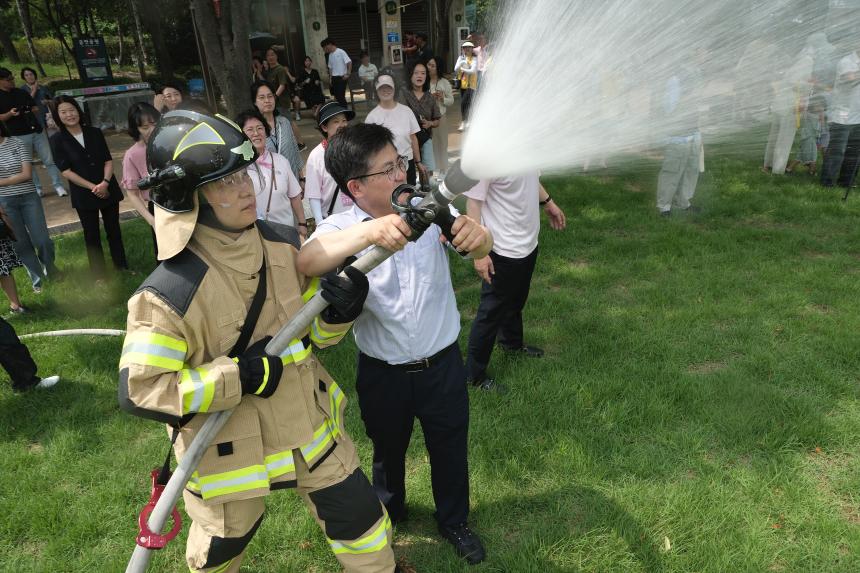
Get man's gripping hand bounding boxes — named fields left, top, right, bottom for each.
left=320, top=265, right=370, bottom=324
left=236, top=337, right=283, bottom=398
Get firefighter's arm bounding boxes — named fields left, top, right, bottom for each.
left=299, top=265, right=368, bottom=349
left=119, top=291, right=243, bottom=422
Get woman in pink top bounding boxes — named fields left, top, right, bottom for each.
left=121, top=102, right=160, bottom=255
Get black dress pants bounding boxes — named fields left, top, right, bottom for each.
left=466, top=247, right=539, bottom=380
left=355, top=342, right=470, bottom=527
left=460, top=88, right=474, bottom=122
left=331, top=76, right=348, bottom=107
left=820, top=122, right=860, bottom=188
left=0, top=317, right=39, bottom=390
left=76, top=201, right=128, bottom=278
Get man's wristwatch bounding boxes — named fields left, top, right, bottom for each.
left=539, top=195, right=553, bottom=206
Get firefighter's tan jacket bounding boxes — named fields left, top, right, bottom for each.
left=119, top=220, right=355, bottom=505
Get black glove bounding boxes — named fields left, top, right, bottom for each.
left=320, top=265, right=369, bottom=324
left=236, top=336, right=283, bottom=398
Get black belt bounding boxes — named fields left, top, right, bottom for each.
left=361, top=342, right=455, bottom=373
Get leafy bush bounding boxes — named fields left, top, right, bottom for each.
left=46, top=75, right=140, bottom=91
left=13, top=36, right=138, bottom=66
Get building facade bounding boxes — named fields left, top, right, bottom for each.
left=250, top=0, right=469, bottom=82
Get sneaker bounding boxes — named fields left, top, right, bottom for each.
left=438, top=523, right=486, bottom=565
left=9, top=305, right=27, bottom=314
left=55, top=186, right=68, bottom=197
left=457, top=122, right=465, bottom=132
left=33, top=286, right=42, bottom=294
left=467, top=376, right=508, bottom=394
left=660, top=210, right=671, bottom=217
left=294, top=112, right=301, bottom=121
left=35, top=189, right=43, bottom=197
left=35, top=376, right=60, bottom=389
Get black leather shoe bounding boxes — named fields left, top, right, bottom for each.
left=467, top=376, right=508, bottom=394
left=500, top=344, right=544, bottom=358
left=389, top=507, right=409, bottom=526
left=438, top=523, right=486, bottom=565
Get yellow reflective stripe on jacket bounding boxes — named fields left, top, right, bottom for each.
left=179, top=367, right=216, bottom=414
left=302, top=277, right=320, bottom=302
left=119, top=331, right=188, bottom=371
left=328, top=381, right=345, bottom=432
left=301, top=418, right=338, bottom=463
left=329, top=515, right=391, bottom=555
left=264, top=449, right=296, bottom=480
left=310, top=316, right=345, bottom=345
left=278, top=337, right=312, bottom=364
left=193, top=464, right=269, bottom=500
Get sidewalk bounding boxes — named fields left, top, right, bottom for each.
left=39, top=99, right=465, bottom=235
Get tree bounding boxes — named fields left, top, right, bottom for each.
left=128, top=0, right=147, bottom=78
left=431, top=0, right=455, bottom=72
left=15, top=0, right=45, bottom=75
left=189, top=0, right=252, bottom=116
left=0, top=0, right=21, bottom=63
left=138, top=0, right=174, bottom=80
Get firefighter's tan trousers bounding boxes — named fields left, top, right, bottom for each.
left=184, top=441, right=396, bottom=573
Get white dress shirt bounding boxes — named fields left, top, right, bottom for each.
left=310, top=204, right=461, bottom=364
left=831, top=52, right=860, bottom=125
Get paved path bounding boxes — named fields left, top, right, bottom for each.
left=38, top=102, right=465, bottom=235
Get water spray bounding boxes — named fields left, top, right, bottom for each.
left=461, top=0, right=846, bottom=181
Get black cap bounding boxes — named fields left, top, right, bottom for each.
left=0, top=68, right=13, bottom=79
left=316, top=102, right=355, bottom=128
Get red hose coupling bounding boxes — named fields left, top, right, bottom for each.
left=136, top=469, right=182, bottom=549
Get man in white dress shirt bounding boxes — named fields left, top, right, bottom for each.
left=297, top=123, right=493, bottom=565
left=321, top=37, right=352, bottom=108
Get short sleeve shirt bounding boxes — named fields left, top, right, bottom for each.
left=364, top=104, right=420, bottom=159
left=121, top=141, right=151, bottom=201
left=831, top=52, right=860, bottom=125
left=304, top=142, right=352, bottom=218
left=463, top=172, right=542, bottom=259
left=0, top=137, right=37, bottom=197
left=248, top=150, right=302, bottom=227
left=328, top=48, right=351, bottom=77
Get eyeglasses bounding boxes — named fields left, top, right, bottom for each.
left=243, top=125, right=267, bottom=136
left=218, top=170, right=252, bottom=187
left=351, top=155, right=408, bottom=182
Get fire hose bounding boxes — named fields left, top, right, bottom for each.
left=125, top=162, right=477, bottom=572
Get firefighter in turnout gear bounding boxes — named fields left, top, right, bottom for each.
left=118, top=111, right=397, bottom=573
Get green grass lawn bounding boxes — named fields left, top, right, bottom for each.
left=2, top=143, right=860, bottom=572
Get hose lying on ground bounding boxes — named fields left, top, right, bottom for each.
left=19, top=329, right=126, bottom=339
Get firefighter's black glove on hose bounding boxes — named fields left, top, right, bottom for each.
left=320, top=265, right=369, bottom=324
left=236, top=336, right=283, bottom=398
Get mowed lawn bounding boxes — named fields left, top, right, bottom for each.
left=2, top=142, right=860, bottom=572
